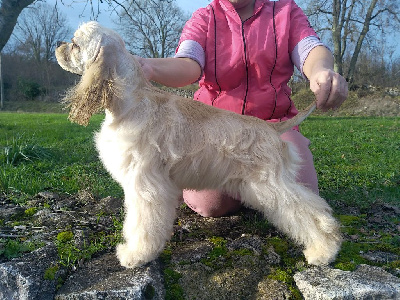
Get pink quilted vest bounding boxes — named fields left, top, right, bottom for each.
left=178, top=0, right=318, bottom=122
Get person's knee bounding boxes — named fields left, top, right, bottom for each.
left=183, top=190, right=242, bottom=217
left=195, top=207, right=225, bottom=218
left=197, top=202, right=241, bottom=217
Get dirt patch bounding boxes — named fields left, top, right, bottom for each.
left=292, top=88, right=400, bottom=117
left=338, top=95, right=400, bottom=117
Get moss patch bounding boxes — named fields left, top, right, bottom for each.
left=334, top=209, right=400, bottom=273
left=164, top=268, right=184, bottom=300
left=56, top=231, right=74, bottom=243
left=24, top=207, right=38, bottom=217
left=44, top=264, right=60, bottom=280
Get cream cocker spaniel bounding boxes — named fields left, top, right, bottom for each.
left=56, top=21, right=341, bottom=268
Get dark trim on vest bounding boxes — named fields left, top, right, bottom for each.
left=267, top=2, right=278, bottom=120
left=241, top=21, right=250, bottom=115
left=240, top=12, right=257, bottom=115
left=210, top=4, right=221, bottom=106
left=283, top=89, right=293, bottom=118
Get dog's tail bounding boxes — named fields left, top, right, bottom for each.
left=271, top=102, right=316, bottom=134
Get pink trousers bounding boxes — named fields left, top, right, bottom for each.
left=183, top=130, right=319, bottom=217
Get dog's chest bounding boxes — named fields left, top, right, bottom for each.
left=95, top=124, right=139, bottom=184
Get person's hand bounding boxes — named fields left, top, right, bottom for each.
left=134, top=55, right=153, bottom=81
left=309, top=68, right=348, bottom=112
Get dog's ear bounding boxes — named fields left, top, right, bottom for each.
left=63, top=42, right=116, bottom=126
left=84, top=37, right=103, bottom=70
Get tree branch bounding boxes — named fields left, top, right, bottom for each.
left=0, top=0, right=35, bottom=51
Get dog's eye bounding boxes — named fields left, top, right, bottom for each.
left=71, top=38, right=80, bottom=51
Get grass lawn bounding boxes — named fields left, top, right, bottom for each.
left=1, top=112, right=398, bottom=209
left=301, top=116, right=399, bottom=210
left=0, top=112, right=123, bottom=202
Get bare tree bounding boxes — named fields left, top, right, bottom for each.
left=0, top=0, right=35, bottom=52
left=0, top=0, right=186, bottom=102
left=7, top=3, right=71, bottom=91
left=12, top=3, right=71, bottom=62
left=302, top=0, right=400, bottom=84
left=0, top=0, right=34, bottom=105
left=0, top=0, right=97, bottom=103
left=0, top=0, right=113, bottom=53
left=113, top=0, right=188, bottom=58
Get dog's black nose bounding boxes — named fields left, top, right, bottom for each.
left=57, top=41, right=66, bottom=48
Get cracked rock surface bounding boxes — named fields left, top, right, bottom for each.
left=1, top=191, right=399, bottom=299
left=294, top=264, right=400, bottom=300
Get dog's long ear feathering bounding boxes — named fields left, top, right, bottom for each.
left=57, top=22, right=119, bottom=126
left=64, top=45, right=115, bottom=126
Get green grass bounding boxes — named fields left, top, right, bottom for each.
left=1, top=112, right=398, bottom=209
left=0, top=239, right=44, bottom=259
left=299, top=116, right=399, bottom=210
left=1, top=100, right=64, bottom=113
left=0, top=112, right=123, bottom=200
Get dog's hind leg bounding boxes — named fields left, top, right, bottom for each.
left=238, top=179, right=342, bottom=265
left=116, top=174, right=181, bottom=268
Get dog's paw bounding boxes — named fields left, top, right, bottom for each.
left=303, top=211, right=342, bottom=265
left=303, top=236, right=342, bottom=266
left=304, top=247, right=332, bottom=266
left=116, top=243, right=147, bottom=268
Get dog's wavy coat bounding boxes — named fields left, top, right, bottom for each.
left=56, top=21, right=341, bottom=268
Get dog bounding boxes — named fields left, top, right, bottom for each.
left=55, top=21, right=341, bottom=268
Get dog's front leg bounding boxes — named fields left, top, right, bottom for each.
left=116, top=179, right=181, bottom=268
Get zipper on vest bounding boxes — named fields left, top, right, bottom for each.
left=241, top=21, right=250, bottom=115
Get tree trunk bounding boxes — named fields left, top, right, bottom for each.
left=346, top=0, right=379, bottom=84
left=0, top=0, right=35, bottom=52
left=331, top=0, right=343, bottom=74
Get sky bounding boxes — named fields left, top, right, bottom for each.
left=48, top=0, right=210, bottom=30
left=33, top=0, right=400, bottom=59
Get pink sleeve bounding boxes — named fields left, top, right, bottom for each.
left=176, top=7, right=210, bottom=53
left=288, top=1, right=319, bottom=53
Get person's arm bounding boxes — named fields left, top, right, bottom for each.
left=302, top=46, right=348, bottom=112
left=135, top=56, right=201, bottom=88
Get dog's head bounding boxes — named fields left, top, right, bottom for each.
left=56, top=21, right=126, bottom=126
left=56, top=21, right=124, bottom=75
